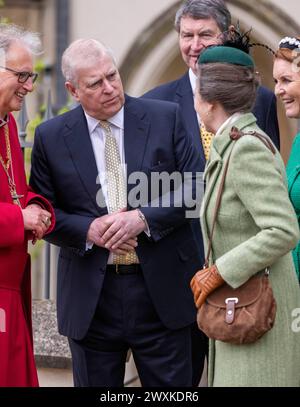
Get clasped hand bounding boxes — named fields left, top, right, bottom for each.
left=22, top=204, right=52, bottom=243
left=190, top=265, right=224, bottom=308
left=87, top=208, right=146, bottom=254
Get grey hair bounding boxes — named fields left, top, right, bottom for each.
left=61, top=39, right=116, bottom=86
left=198, top=62, right=260, bottom=115
left=175, top=0, right=231, bottom=33
left=0, top=23, right=42, bottom=56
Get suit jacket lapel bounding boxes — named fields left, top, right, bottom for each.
left=63, top=106, right=105, bottom=215
left=176, top=72, right=206, bottom=167
left=124, top=96, right=150, bottom=193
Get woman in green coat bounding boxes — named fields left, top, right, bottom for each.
left=273, top=36, right=300, bottom=282
left=191, top=45, right=300, bottom=387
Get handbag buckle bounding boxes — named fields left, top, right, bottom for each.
left=225, top=297, right=238, bottom=305
left=225, top=297, right=238, bottom=324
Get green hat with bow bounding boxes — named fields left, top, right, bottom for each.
left=198, top=45, right=254, bottom=67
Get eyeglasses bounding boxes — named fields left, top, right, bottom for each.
left=0, top=66, right=38, bottom=83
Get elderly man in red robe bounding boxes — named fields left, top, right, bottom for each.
left=0, top=23, right=55, bottom=387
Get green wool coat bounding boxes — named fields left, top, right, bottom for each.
left=286, top=133, right=300, bottom=281
left=201, top=113, right=300, bottom=387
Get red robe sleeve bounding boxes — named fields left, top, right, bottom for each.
left=0, top=189, right=56, bottom=248
left=0, top=202, right=24, bottom=247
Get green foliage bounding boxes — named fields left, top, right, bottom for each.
left=0, top=0, right=9, bottom=23
left=27, top=110, right=44, bottom=140
left=57, top=106, right=70, bottom=115
left=28, top=238, right=45, bottom=260
left=24, top=102, right=71, bottom=175
left=34, top=59, right=47, bottom=74
left=0, top=16, right=8, bottom=24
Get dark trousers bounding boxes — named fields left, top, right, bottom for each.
left=191, top=322, right=208, bottom=386
left=68, top=270, right=192, bottom=387
left=190, top=220, right=208, bottom=385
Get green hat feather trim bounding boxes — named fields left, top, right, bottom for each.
left=198, top=46, right=254, bottom=67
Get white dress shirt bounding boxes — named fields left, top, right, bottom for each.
left=189, top=68, right=201, bottom=125
left=84, top=108, right=149, bottom=260
left=84, top=108, right=125, bottom=261
left=189, top=68, right=198, bottom=97
left=84, top=107, right=125, bottom=206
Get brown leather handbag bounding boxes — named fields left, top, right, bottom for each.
left=197, top=127, right=277, bottom=345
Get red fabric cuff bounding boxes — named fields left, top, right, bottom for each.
left=26, top=190, right=55, bottom=234
left=0, top=203, right=24, bottom=246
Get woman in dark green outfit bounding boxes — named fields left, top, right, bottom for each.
left=274, top=36, right=300, bottom=282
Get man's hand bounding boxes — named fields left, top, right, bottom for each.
left=101, top=210, right=146, bottom=250
left=111, top=238, right=138, bottom=255
left=86, top=215, right=112, bottom=247
left=190, top=265, right=224, bottom=308
left=86, top=210, right=139, bottom=253
left=22, top=204, right=52, bottom=241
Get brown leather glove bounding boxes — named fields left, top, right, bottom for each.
left=190, top=265, right=224, bottom=309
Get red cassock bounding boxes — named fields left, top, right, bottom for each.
left=0, top=114, right=55, bottom=387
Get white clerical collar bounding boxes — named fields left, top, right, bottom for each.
left=215, top=113, right=244, bottom=138
left=189, top=68, right=198, bottom=96
left=84, top=107, right=124, bottom=135
left=0, top=115, right=9, bottom=128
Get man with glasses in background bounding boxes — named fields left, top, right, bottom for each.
left=0, top=23, right=54, bottom=387
left=0, top=64, right=38, bottom=84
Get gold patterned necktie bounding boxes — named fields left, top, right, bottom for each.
left=100, top=120, right=138, bottom=264
left=200, top=124, right=214, bottom=161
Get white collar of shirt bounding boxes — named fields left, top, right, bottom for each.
left=83, top=106, right=126, bottom=207
left=189, top=68, right=201, bottom=124
left=0, top=114, right=9, bottom=128
left=84, top=107, right=124, bottom=134
left=215, top=112, right=244, bottom=138
left=83, top=107, right=125, bottom=262
left=189, top=68, right=198, bottom=96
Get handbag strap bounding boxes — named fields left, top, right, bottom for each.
left=230, top=126, right=276, bottom=154
left=204, top=126, right=276, bottom=268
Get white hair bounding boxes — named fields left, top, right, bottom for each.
left=0, top=23, right=42, bottom=56
left=61, top=39, right=116, bottom=85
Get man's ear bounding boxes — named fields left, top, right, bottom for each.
left=65, top=81, right=79, bottom=101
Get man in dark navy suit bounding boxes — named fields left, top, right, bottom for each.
left=143, top=0, right=280, bottom=386
left=143, top=0, right=280, bottom=151
left=30, top=39, right=202, bottom=387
